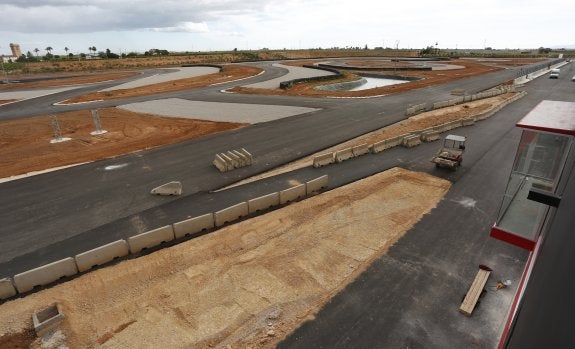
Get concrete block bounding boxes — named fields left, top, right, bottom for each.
left=241, top=148, right=253, bottom=165
left=173, top=213, right=215, bottom=239
left=128, top=225, right=175, bottom=254
left=421, top=130, right=441, bottom=142
left=306, top=175, right=329, bottom=195
left=0, top=278, right=17, bottom=299
left=334, top=147, right=354, bottom=163
left=13, top=258, right=78, bottom=293
left=248, top=192, right=280, bottom=213
left=313, top=153, right=334, bottom=168
left=402, top=135, right=421, bottom=148
left=451, top=88, right=465, bottom=96
left=33, top=304, right=65, bottom=337
left=461, top=117, right=475, bottom=126
left=280, top=184, right=306, bottom=204
left=372, top=136, right=403, bottom=153
left=220, top=153, right=234, bottom=170
left=74, top=240, right=129, bottom=272
left=215, top=202, right=249, bottom=226
left=150, top=181, right=182, bottom=196
left=213, top=154, right=228, bottom=172
left=225, top=151, right=241, bottom=168
left=232, top=150, right=248, bottom=166
left=352, top=143, right=370, bottom=157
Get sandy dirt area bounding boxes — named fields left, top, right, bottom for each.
left=61, top=65, right=262, bottom=104
left=0, top=72, right=139, bottom=91
left=0, top=108, right=245, bottom=179
left=0, top=167, right=450, bottom=349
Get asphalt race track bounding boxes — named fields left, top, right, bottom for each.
left=1, top=59, right=574, bottom=346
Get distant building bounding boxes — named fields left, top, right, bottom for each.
left=1, top=56, right=17, bottom=63
left=9, top=43, right=21, bottom=57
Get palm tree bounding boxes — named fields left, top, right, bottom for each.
left=64, top=47, right=69, bottom=58
left=34, top=48, right=39, bottom=57
left=45, top=46, right=53, bottom=55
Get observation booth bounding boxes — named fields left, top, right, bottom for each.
left=490, top=100, right=575, bottom=250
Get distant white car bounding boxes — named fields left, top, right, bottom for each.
left=572, top=75, right=575, bottom=81
left=549, top=68, right=560, bottom=79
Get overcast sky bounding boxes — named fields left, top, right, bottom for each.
left=1, top=0, right=574, bottom=56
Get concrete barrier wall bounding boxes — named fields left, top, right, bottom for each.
left=173, top=213, right=215, bottom=239
left=306, top=175, right=329, bottom=195
left=241, top=148, right=253, bottom=165
left=280, top=184, right=306, bottom=204
left=372, top=135, right=404, bottom=153
left=402, top=135, right=422, bottom=148
left=128, top=225, right=175, bottom=253
left=213, top=154, right=229, bottom=172
left=0, top=278, right=17, bottom=300
left=461, top=118, right=475, bottom=126
left=75, top=240, right=129, bottom=272
left=248, top=192, right=280, bottom=213
left=13, top=257, right=78, bottom=293
left=352, top=143, right=370, bottom=157
left=214, top=202, right=249, bottom=226
left=335, top=147, right=354, bottom=163
left=313, top=153, right=335, bottom=168
left=421, top=130, right=441, bottom=142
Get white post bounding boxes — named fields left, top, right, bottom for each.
left=90, top=109, right=107, bottom=135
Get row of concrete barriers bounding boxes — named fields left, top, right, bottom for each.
left=213, top=148, right=253, bottom=172
left=313, top=91, right=526, bottom=168
left=0, top=175, right=329, bottom=301
left=405, top=85, right=516, bottom=117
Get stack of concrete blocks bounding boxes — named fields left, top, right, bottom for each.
left=213, top=148, right=252, bottom=172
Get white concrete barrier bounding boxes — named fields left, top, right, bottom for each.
left=13, top=257, right=78, bottom=293
left=213, top=154, right=229, bottom=172
left=128, top=225, right=175, bottom=253
left=248, top=192, right=280, bottom=213
left=280, top=184, right=306, bottom=204
left=352, top=143, right=370, bottom=157
left=313, top=153, right=335, bottom=168
left=150, top=181, right=182, bottom=196
left=421, top=130, right=441, bottom=142
left=233, top=150, right=248, bottom=166
left=461, top=117, right=475, bottom=126
left=173, top=213, right=215, bottom=239
left=214, top=202, right=249, bottom=227
left=0, top=278, right=17, bottom=299
left=335, top=147, right=354, bottom=162
left=372, top=135, right=404, bottom=153
left=241, top=148, right=253, bottom=165
left=226, top=151, right=241, bottom=168
left=402, top=135, right=421, bottom=148
left=75, top=240, right=129, bottom=272
left=306, top=175, right=329, bottom=195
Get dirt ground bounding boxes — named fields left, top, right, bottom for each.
left=0, top=108, right=245, bottom=179
left=0, top=167, right=450, bottom=349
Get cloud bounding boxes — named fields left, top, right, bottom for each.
left=149, top=22, right=209, bottom=33
left=0, top=0, right=267, bottom=33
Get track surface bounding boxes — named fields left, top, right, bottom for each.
left=0, top=59, right=573, bottom=346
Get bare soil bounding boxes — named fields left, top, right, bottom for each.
left=0, top=167, right=450, bottom=349
left=0, top=108, right=245, bottom=179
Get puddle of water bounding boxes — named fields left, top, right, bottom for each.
left=350, top=77, right=409, bottom=91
